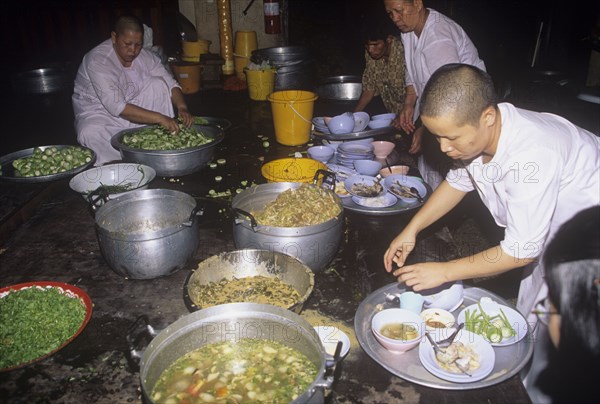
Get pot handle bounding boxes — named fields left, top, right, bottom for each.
left=313, top=169, right=336, bottom=191
left=233, top=207, right=258, bottom=230
left=125, top=315, right=159, bottom=371
left=87, top=187, right=110, bottom=212
left=181, top=205, right=205, bottom=227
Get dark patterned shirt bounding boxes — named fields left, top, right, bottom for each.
left=362, top=36, right=407, bottom=114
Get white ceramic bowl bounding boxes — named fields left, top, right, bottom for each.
left=372, top=113, right=396, bottom=121
left=379, top=165, right=410, bottom=178
left=313, top=326, right=351, bottom=359
left=353, top=159, right=382, bottom=176
left=371, top=140, right=395, bottom=159
left=367, top=119, right=392, bottom=129
left=421, top=281, right=465, bottom=312
left=352, top=111, right=370, bottom=132
left=69, top=163, right=156, bottom=205
left=307, top=145, right=335, bottom=163
left=327, top=113, right=355, bottom=135
left=371, top=308, right=424, bottom=353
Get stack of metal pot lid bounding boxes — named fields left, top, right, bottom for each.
left=251, top=46, right=316, bottom=91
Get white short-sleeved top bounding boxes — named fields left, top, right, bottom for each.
left=402, top=9, right=486, bottom=118
left=447, top=103, right=600, bottom=260
left=73, top=39, right=179, bottom=118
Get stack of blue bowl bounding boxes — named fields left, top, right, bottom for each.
left=312, top=117, right=330, bottom=133
left=335, top=142, right=374, bottom=168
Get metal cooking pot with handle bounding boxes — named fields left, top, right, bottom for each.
left=136, top=303, right=338, bottom=403
left=231, top=171, right=343, bottom=272
left=93, top=189, right=201, bottom=279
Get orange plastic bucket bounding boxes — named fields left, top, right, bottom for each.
left=170, top=63, right=203, bottom=94
left=267, top=90, right=318, bottom=146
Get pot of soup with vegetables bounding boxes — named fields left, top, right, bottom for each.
left=139, top=303, right=336, bottom=403
left=231, top=172, right=343, bottom=272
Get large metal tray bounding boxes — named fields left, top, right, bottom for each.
left=312, top=125, right=395, bottom=141
left=355, top=283, right=534, bottom=390
left=0, top=145, right=96, bottom=183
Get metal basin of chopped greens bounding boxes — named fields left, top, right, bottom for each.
left=122, top=123, right=213, bottom=150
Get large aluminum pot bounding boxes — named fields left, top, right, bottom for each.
left=231, top=180, right=343, bottom=272
left=316, top=75, right=362, bottom=101
left=139, top=303, right=335, bottom=403
left=94, top=189, right=200, bottom=279
left=183, top=249, right=315, bottom=313
left=110, top=124, right=224, bottom=177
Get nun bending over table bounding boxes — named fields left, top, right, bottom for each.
left=72, top=15, right=193, bottom=165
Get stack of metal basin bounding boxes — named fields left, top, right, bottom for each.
left=251, top=46, right=316, bottom=91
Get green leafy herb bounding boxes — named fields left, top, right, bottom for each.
left=0, top=286, right=87, bottom=369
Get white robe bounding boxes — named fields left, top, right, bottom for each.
left=72, top=39, right=180, bottom=165
left=401, top=9, right=486, bottom=189
left=447, top=102, right=600, bottom=319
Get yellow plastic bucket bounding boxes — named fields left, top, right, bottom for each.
left=268, top=90, right=318, bottom=146
left=245, top=68, right=276, bottom=101
left=182, top=40, right=211, bottom=62
left=261, top=158, right=327, bottom=183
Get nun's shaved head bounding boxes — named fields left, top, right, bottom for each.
left=420, top=64, right=497, bottom=127
left=113, top=15, right=143, bottom=36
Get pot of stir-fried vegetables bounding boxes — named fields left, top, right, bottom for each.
left=231, top=176, right=343, bottom=272
left=111, top=123, right=224, bottom=177
left=138, top=303, right=336, bottom=403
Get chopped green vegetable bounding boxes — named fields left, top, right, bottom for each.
left=0, top=286, right=87, bottom=369
left=193, top=116, right=209, bottom=125
left=12, top=146, right=92, bottom=177
left=122, top=123, right=212, bottom=150
left=464, top=302, right=517, bottom=343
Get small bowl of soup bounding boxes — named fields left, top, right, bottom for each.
left=371, top=308, right=424, bottom=353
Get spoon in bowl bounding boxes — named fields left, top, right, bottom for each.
left=384, top=158, right=393, bottom=174
left=410, top=186, right=424, bottom=203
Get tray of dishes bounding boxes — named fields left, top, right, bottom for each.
left=328, top=168, right=431, bottom=216
left=312, top=125, right=395, bottom=141
left=355, top=283, right=533, bottom=390
left=0, top=145, right=96, bottom=183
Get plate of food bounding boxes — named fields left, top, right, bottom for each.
left=344, top=175, right=384, bottom=198
left=352, top=192, right=397, bottom=208
left=456, top=297, right=527, bottom=346
left=0, top=145, right=96, bottom=183
left=0, top=281, right=93, bottom=371
left=419, top=329, right=495, bottom=383
left=383, top=175, right=427, bottom=204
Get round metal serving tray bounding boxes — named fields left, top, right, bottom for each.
left=312, top=125, right=395, bottom=141
left=355, top=283, right=534, bottom=390
left=0, top=145, right=96, bottom=183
